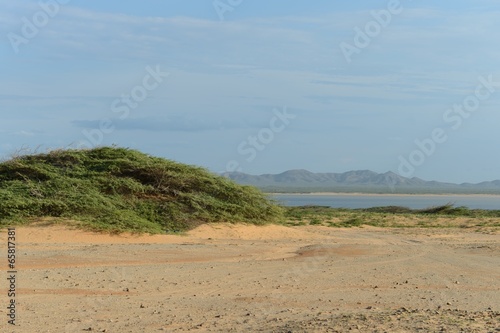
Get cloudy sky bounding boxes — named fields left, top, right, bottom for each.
left=2, top=0, right=500, bottom=183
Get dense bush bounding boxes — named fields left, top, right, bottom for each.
left=0, top=147, right=283, bottom=233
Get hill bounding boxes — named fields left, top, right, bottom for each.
left=0, top=147, right=283, bottom=233
left=222, top=169, right=500, bottom=194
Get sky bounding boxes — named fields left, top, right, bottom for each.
left=1, top=0, right=500, bottom=184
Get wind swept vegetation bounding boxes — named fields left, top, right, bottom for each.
left=0, top=147, right=283, bottom=233
left=284, top=204, right=500, bottom=229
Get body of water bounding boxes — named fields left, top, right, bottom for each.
left=270, top=193, right=500, bottom=210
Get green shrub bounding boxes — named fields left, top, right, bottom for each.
left=0, top=147, right=284, bottom=233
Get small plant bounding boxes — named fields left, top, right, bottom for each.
left=309, top=218, right=322, bottom=225
left=339, top=217, right=364, bottom=227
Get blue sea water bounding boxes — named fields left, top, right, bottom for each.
left=270, top=194, right=500, bottom=210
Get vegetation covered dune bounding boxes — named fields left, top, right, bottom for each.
left=0, top=147, right=283, bottom=233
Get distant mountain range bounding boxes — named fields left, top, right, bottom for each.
left=222, top=169, right=500, bottom=194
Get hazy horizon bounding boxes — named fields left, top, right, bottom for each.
left=2, top=0, right=500, bottom=184
left=223, top=168, right=500, bottom=185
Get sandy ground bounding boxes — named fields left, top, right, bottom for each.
left=0, top=224, right=499, bottom=332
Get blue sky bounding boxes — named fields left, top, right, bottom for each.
left=2, top=0, right=500, bottom=183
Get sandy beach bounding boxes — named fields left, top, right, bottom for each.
left=1, top=224, right=499, bottom=332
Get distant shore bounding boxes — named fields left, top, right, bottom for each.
left=267, top=192, right=500, bottom=197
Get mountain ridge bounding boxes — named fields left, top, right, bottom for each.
left=222, top=169, right=500, bottom=194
